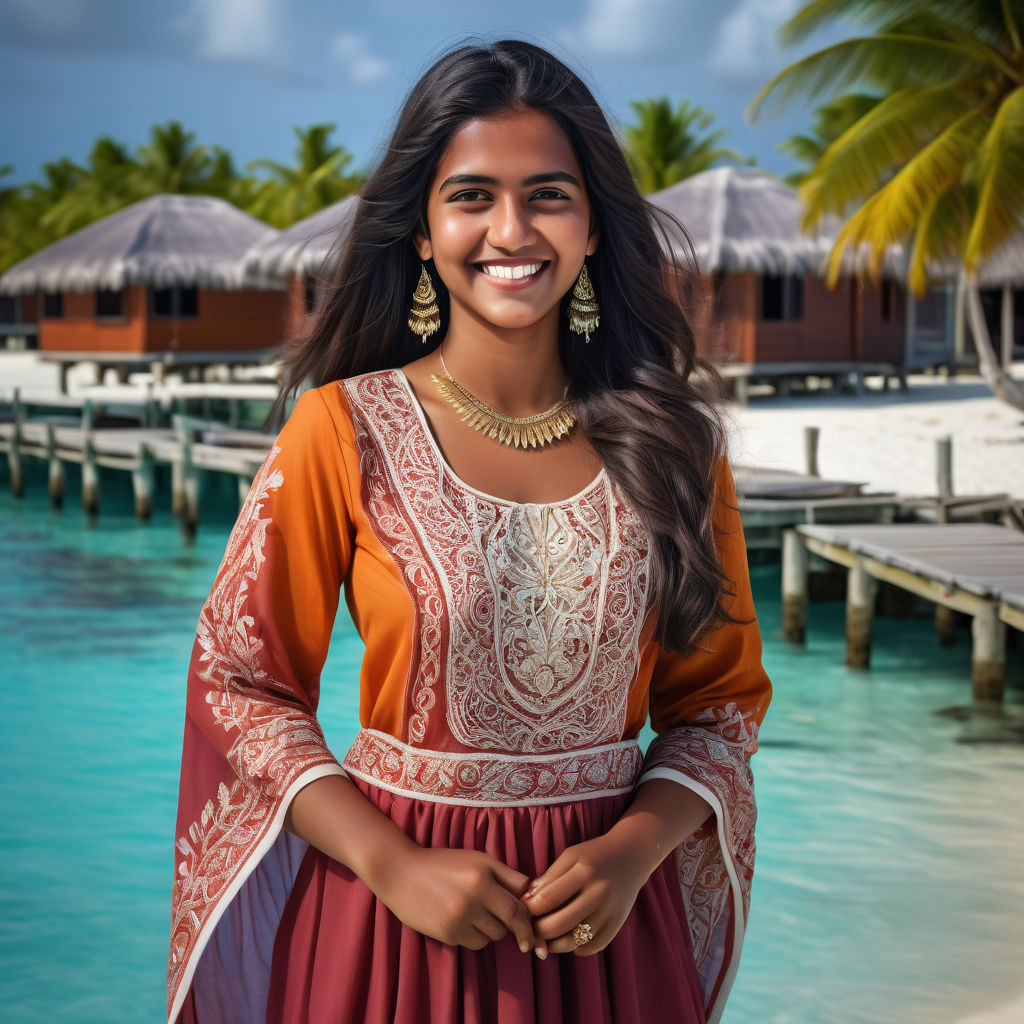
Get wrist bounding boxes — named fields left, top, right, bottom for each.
left=357, top=831, right=421, bottom=896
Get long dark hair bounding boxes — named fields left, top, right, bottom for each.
left=269, top=37, right=752, bottom=656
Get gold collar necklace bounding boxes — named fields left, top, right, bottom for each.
left=429, top=344, right=577, bottom=449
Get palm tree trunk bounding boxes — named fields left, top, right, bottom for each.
left=962, top=271, right=1024, bottom=411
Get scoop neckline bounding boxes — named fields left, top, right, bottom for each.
left=394, top=367, right=608, bottom=510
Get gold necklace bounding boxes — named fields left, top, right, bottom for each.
left=429, top=345, right=576, bottom=449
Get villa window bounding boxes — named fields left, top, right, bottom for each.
left=303, top=273, right=320, bottom=314
left=95, top=288, right=124, bottom=318
left=881, top=279, right=895, bottom=322
left=42, top=292, right=64, bottom=318
left=151, top=285, right=199, bottom=318
left=761, top=274, right=803, bottom=321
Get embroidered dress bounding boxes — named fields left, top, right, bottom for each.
left=167, top=367, right=772, bottom=1024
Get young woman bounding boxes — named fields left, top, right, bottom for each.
left=167, top=38, right=772, bottom=1024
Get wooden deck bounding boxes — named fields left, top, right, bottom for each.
left=783, top=522, right=1024, bottom=701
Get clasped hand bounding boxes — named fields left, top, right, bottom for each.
left=375, top=828, right=655, bottom=958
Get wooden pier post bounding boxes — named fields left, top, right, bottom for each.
left=804, top=426, right=820, bottom=478
left=46, top=422, right=66, bottom=509
left=846, top=555, right=875, bottom=668
left=936, top=436, right=953, bottom=522
left=176, top=425, right=199, bottom=538
left=782, top=528, right=807, bottom=643
left=9, top=387, right=24, bottom=498
left=935, top=605, right=960, bottom=645
left=971, top=606, right=1006, bottom=702
left=132, top=442, right=155, bottom=521
left=82, top=430, right=100, bottom=515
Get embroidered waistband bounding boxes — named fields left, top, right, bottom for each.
left=341, top=728, right=643, bottom=807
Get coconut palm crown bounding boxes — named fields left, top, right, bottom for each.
left=747, top=0, right=1024, bottom=408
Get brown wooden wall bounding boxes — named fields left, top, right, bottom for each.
left=698, top=270, right=906, bottom=366
left=38, top=285, right=289, bottom=353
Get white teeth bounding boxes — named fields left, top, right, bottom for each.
left=479, top=262, right=544, bottom=280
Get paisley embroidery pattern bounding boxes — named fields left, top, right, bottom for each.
left=637, top=701, right=760, bottom=1022
left=168, top=446, right=341, bottom=1018
left=343, top=369, right=652, bottom=753
left=343, top=727, right=643, bottom=805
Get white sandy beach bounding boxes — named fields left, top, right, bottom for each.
left=722, top=370, right=1024, bottom=502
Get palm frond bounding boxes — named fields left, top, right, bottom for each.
left=800, top=83, right=974, bottom=225
left=964, top=84, right=1024, bottom=271
left=779, top=0, right=1008, bottom=48
left=823, top=107, right=989, bottom=285
left=748, top=34, right=994, bottom=121
left=906, top=188, right=969, bottom=294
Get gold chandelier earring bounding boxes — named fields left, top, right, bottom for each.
left=408, top=263, right=441, bottom=341
left=567, top=261, right=600, bottom=343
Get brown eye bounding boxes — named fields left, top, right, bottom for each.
left=450, top=190, right=488, bottom=201
left=532, top=189, right=569, bottom=200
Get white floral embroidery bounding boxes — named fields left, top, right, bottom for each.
left=343, top=727, right=643, bottom=805
left=344, top=369, right=652, bottom=753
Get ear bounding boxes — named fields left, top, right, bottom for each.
left=413, top=225, right=432, bottom=262
left=586, top=220, right=599, bottom=257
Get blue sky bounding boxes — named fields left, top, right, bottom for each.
left=0, top=0, right=853, bottom=188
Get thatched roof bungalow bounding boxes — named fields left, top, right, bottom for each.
left=648, top=166, right=907, bottom=380
left=0, top=193, right=286, bottom=356
left=242, top=196, right=359, bottom=337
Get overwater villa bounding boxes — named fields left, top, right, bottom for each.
left=648, top=166, right=908, bottom=396
left=0, top=194, right=287, bottom=388
left=241, top=195, right=358, bottom=336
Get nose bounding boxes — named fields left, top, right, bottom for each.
left=487, top=193, right=536, bottom=250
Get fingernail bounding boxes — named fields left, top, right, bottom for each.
left=535, top=947, right=547, bottom=960
left=523, top=887, right=537, bottom=900
left=519, top=939, right=530, bottom=953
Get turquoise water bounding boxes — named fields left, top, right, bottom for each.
left=2, top=461, right=1023, bottom=1024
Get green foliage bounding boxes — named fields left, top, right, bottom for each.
left=748, top=0, right=1024, bottom=294
left=620, top=97, right=748, bottom=193
left=0, top=120, right=368, bottom=274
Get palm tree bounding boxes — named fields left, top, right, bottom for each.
left=0, top=158, right=86, bottom=272
left=777, top=93, right=881, bottom=187
left=245, top=124, right=365, bottom=229
left=36, top=137, right=140, bottom=237
left=129, top=120, right=230, bottom=197
left=622, top=97, right=748, bottom=193
left=748, top=0, right=1024, bottom=410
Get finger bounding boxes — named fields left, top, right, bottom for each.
left=464, top=923, right=496, bottom=951
left=489, top=859, right=532, bottom=898
left=473, top=911, right=509, bottom=944
left=544, top=911, right=608, bottom=957
left=532, top=889, right=603, bottom=944
left=523, top=863, right=585, bottom=917
left=523, top=850, right=576, bottom=900
left=488, top=882, right=535, bottom=952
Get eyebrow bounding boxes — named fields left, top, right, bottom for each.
left=437, top=171, right=582, bottom=194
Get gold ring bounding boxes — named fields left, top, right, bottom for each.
left=572, top=922, right=593, bottom=946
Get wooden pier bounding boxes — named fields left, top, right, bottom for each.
left=0, top=388, right=275, bottom=537
left=783, top=522, right=1024, bottom=702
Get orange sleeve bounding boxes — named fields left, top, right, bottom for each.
left=168, top=388, right=358, bottom=1021
left=645, top=455, right=772, bottom=745
left=634, top=456, right=772, bottom=1022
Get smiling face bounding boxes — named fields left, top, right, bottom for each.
left=413, top=106, right=599, bottom=337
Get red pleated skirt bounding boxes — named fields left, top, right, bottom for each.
left=265, top=774, right=707, bottom=1024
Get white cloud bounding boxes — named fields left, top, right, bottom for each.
left=707, top=0, right=801, bottom=80
left=573, top=0, right=686, bottom=59
left=330, top=32, right=392, bottom=87
left=176, top=0, right=288, bottom=66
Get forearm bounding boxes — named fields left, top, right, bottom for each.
left=604, top=777, right=714, bottom=879
left=283, top=772, right=419, bottom=891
